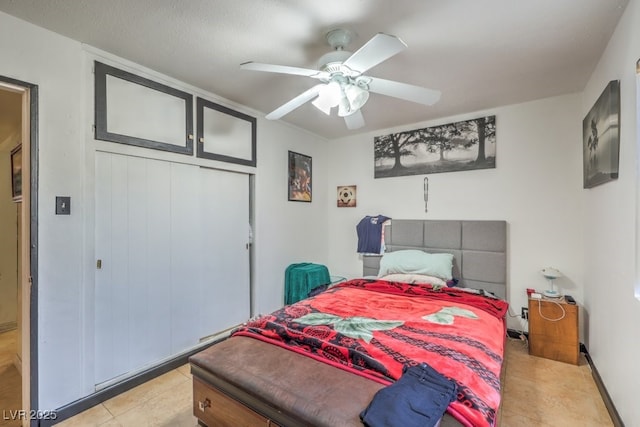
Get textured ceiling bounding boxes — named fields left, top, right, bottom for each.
left=0, top=0, right=629, bottom=139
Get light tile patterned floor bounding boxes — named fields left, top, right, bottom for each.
left=500, top=338, right=612, bottom=426
left=1, top=334, right=613, bottom=426
left=0, top=329, right=21, bottom=427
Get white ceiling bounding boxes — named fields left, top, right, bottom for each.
left=0, top=0, right=629, bottom=139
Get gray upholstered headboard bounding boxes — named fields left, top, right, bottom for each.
left=362, top=220, right=507, bottom=300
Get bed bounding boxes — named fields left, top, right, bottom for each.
left=190, top=219, right=508, bottom=427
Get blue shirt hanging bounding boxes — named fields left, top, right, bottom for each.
left=356, top=215, right=391, bottom=254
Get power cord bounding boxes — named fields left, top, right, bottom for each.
left=535, top=297, right=566, bottom=322
left=505, top=307, right=529, bottom=344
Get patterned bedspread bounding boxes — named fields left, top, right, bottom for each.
left=233, top=278, right=508, bottom=427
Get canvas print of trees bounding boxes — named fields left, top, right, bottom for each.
left=374, top=115, right=496, bottom=178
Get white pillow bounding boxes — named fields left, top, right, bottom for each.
left=378, top=250, right=454, bottom=280
left=380, top=273, right=447, bottom=287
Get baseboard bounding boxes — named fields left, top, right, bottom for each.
left=39, top=339, right=223, bottom=427
left=582, top=347, right=625, bottom=427
left=0, top=321, right=17, bottom=333
left=506, top=328, right=528, bottom=340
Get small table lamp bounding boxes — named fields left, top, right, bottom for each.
left=541, top=267, right=562, bottom=298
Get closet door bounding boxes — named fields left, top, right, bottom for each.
left=197, top=167, right=250, bottom=340
left=94, top=152, right=250, bottom=386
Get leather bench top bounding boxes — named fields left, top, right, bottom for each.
left=190, top=336, right=384, bottom=427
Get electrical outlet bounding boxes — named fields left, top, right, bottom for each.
left=521, top=307, right=528, bottom=320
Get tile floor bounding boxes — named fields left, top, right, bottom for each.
left=500, top=338, right=612, bottom=426
left=1, top=334, right=614, bottom=427
left=0, top=329, right=21, bottom=427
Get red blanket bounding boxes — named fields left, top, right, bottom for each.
left=233, top=279, right=508, bottom=427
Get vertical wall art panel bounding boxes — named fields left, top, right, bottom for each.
left=196, top=97, right=256, bottom=167
left=582, top=80, right=620, bottom=188
left=94, top=61, right=194, bottom=154
left=288, top=151, right=312, bottom=202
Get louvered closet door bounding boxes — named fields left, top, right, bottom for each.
left=94, top=152, right=250, bottom=386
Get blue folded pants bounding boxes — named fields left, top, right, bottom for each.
left=360, top=362, right=458, bottom=427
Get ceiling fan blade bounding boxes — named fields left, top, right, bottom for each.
left=368, top=77, right=441, bottom=106
left=344, top=109, right=365, bottom=130
left=265, top=84, right=324, bottom=120
left=343, top=33, right=407, bottom=74
left=240, top=61, right=327, bottom=79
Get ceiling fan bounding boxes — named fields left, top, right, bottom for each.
left=240, top=28, right=441, bottom=130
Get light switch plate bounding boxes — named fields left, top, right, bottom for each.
left=56, top=196, right=71, bottom=215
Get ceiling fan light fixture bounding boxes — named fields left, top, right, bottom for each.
left=312, top=81, right=341, bottom=115
left=311, top=97, right=332, bottom=115
left=338, top=84, right=369, bottom=117
left=241, top=30, right=439, bottom=128
left=345, top=84, right=369, bottom=111
left=337, top=96, right=351, bottom=117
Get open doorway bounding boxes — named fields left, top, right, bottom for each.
left=0, top=85, right=23, bottom=426
left=0, top=76, right=37, bottom=427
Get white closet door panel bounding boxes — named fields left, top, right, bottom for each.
left=95, top=153, right=115, bottom=384
left=143, top=159, right=173, bottom=362
left=95, top=153, right=174, bottom=384
left=169, top=163, right=203, bottom=353
left=96, top=152, right=252, bottom=385
left=96, top=153, right=138, bottom=383
left=124, top=156, right=147, bottom=369
left=109, top=157, right=132, bottom=376
left=126, top=156, right=157, bottom=370
left=199, top=168, right=250, bottom=336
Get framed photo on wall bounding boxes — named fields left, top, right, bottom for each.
left=582, top=80, right=620, bottom=189
left=337, top=185, right=357, bottom=207
left=10, top=144, right=22, bottom=202
left=288, top=151, right=312, bottom=202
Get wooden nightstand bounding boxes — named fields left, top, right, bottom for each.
left=528, top=297, right=579, bottom=364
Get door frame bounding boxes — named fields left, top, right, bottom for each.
left=0, top=75, right=39, bottom=427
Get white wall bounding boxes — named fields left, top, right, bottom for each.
left=581, top=0, right=640, bottom=425
left=0, top=11, right=329, bottom=410
left=0, top=12, right=88, bottom=408
left=326, top=94, right=585, bottom=333
left=253, top=121, right=329, bottom=315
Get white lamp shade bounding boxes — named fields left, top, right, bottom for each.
left=345, top=84, right=369, bottom=110
left=312, top=81, right=341, bottom=115
left=337, top=84, right=370, bottom=117
left=337, top=96, right=351, bottom=117
left=541, top=267, right=562, bottom=280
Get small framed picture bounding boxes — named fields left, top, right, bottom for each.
left=10, top=145, right=22, bottom=202
left=288, top=151, right=312, bottom=202
left=337, top=185, right=357, bottom=207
